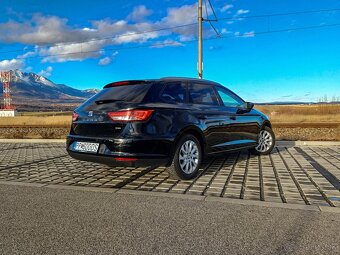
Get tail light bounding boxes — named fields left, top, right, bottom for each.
left=108, top=109, right=154, bottom=122
left=72, top=112, right=79, bottom=122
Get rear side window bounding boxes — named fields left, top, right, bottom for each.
left=160, top=82, right=187, bottom=103
left=189, top=83, right=219, bottom=106
left=83, top=84, right=151, bottom=107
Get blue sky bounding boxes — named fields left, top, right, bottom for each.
left=0, top=0, right=339, bottom=102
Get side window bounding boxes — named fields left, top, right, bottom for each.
left=215, top=87, right=244, bottom=107
left=160, top=82, right=187, bottom=103
left=189, top=83, right=219, bottom=106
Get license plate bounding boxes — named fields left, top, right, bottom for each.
left=74, top=142, right=99, bottom=153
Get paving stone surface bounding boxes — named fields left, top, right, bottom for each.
left=0, top=143, right=339, bottom=207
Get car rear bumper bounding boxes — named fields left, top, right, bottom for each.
left=66, top=135, right=173, bottom=167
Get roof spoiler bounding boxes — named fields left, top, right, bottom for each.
left=103, top=80, right=147, bottom=88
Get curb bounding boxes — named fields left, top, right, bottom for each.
left=276, top=141, right=340, bottom=146
left=0, top=139, right=66, bottom=143
left=1, top=181, right=339, bottom=214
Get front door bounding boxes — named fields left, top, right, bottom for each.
left=214, top=86, right=259, bottom=151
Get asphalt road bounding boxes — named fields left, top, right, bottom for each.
left=0, top=184, right=339, bottom=255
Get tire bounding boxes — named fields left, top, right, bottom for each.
left=250, top=126, right=276, bottom=155
left=166, top=134, right=202, bottom=180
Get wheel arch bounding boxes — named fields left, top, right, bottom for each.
left=166, top=126, right=206, bottom=166
left=262, top=120, right=272, bottom=130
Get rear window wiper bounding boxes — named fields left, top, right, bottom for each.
left=95, top=99, right=124, bottom=105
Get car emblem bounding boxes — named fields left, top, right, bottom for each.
left=88, top=111, right=93, bottom=117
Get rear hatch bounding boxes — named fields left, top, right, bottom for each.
left=71, top=82, right=152, bottom=138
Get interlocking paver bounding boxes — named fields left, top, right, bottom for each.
left=0, top=143, right=339, bottom=207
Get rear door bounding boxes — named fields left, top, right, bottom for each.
left=214, top=86, right=260, bottom=149
left=187, top=82, right=226, bottom=153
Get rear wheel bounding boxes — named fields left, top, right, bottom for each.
left=166, top=134, right=202, bottom=180
left=251, top=126, right=275, bottom=155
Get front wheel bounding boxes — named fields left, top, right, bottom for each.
left=251, top=126, right=275, bottom=155
left=166, top=134, right=202, bottom=180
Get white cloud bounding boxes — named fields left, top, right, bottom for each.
left=98, top=56, right=111, bottom=66
left=0, top=3, right=220, bottom=63
left=0, top=14, right=93, bottom=45
left=236, top=9, right=250, bottom=15
left=159, top=4, right=198, bottom=41
left=98, top=51, right=118, bottom=66
left=151, top=39, right=184, bottom=48
left=220, top=4, right=233, bottom=13
left=127, top=5, right=153, bottom=22
left=226, top=9, right=251, bottom=25
left=243, top=31, right=255, bottom=37
left=0, top=58, right=24, bottom=71
left=112, top=30, right=159, bottom=44
left=220, top=28, right=228, bottom=34
left=161, top=4, right=197, bottom=26
left=18, top=46, right=39, bottom=58
left=234, top=31, right=255, bottom=38
left=40, top=41, right=105, bottom=63
left=38, top=66, right=53, bottom=77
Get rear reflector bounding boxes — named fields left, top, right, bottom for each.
left=115, top=157, right=138, bottom=162
left=72, top=112, right=79, bottom=122
left=108, top=110, right=154, bottom=122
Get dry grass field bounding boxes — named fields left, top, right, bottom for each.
left=255, top=104, right=340, bottom=125
left=0, top=116, right=72, bottom=127
left=0, top=104, right=339, bottom=140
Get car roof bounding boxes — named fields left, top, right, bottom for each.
left=159, top=77, right=219, bottom=85
left=103, top=77, right=222, bottom=88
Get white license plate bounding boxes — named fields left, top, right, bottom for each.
left=74, top=142, right=99, bottom=153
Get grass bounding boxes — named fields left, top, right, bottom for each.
left=0, top=116, right=72, bottom=127
left=0, top=104, right=339, bottom=127
left=20, top=111, right=73, bottom=117
left=255, top=104, right=340, bottom=124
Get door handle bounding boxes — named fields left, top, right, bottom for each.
left=230, top=116, right=236, bottom=120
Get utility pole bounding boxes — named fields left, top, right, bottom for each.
left=198, top=0, right=203, bottom=79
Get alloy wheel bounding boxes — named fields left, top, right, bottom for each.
left=179, top=140, right=199, bottom=174
left=256, top=130, right=273, bottom=153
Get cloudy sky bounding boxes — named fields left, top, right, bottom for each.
left=0, top=0, right=340, bottom=102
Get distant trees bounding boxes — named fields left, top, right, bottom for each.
left=318, top=95, right=340, bottom=103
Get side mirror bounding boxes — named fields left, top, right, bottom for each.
left=244, top=102, right=254, bottom=111
left=237, top=102, right=254, bottom=113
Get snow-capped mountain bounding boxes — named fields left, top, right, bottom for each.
left=82, top=89, right=101, bottom=94
left=1, top=70, right=100, bottom=111
left=10, top=70, right=56, bottom=88
left=7, top=70, right=99, bottom=99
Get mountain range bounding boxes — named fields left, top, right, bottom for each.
left=0, top=70, right=100, bottom=111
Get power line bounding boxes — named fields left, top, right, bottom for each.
left=204, top=0, right=220, bottom=37
left=219, top=7, right=340, bottom=21
left=206, top=0, right=218, bottom=21
left=11, top=22, right=340, bottom=60
left=0, top=7, right=339, bottom=56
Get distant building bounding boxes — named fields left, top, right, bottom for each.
left=0, top=110, right=17, bottom=117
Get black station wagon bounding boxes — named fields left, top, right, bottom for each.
left=67, top=78, right=275, bottom=180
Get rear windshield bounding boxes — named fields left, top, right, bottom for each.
left=85, top=84, right=151, bottom=105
